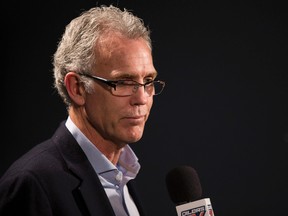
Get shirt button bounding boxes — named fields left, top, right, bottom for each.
left=115, top=171, right=123, bottom=182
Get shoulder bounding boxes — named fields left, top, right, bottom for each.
left=1, top=139, right=63, bottom=179
left=2, top=121, right=71, bottom=178
left=0, top=139, right=79, bottom=199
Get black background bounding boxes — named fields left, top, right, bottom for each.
left=2, top=0, right=288, bottom=215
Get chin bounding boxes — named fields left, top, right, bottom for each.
left=126, top=131, right=143, bottom=143
left=118, top=125, right=144, bottom=143
left=126, top=135, right=142, bottom=144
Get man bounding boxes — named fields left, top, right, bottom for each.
left=0, top=5, right=165, bottom=216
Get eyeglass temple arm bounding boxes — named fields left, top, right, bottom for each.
left=79, top=73, right=117, bottom=89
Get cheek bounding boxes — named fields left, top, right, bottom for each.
left=85, top=92, right=112, bottom=120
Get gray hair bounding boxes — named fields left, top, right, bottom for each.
left=53, top=5, right=151, bottom=106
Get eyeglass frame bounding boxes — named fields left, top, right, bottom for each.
left=77, top=72, right=165, bottom=97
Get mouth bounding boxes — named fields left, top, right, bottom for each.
left=122, top=115, right=145, bottom=125
left=126, top=115, right=144, bottom=119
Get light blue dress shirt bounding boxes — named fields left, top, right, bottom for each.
left=65, top=117, right=141, bottom=216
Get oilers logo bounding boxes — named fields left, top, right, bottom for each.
left=181, top=204, right=214, bottom=216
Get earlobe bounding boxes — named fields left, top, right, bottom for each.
left=64, top=72, right=85, bottom=105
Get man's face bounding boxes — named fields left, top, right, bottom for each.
left=84, top=36, right=157, bottom=146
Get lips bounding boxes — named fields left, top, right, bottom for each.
left=126, top=115, right=144, bottom=119
left=122, top=115, right=145, bottom=124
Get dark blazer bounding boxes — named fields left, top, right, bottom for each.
left=0, top=121, right=146, bottom=216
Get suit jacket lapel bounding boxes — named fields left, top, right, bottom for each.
left=127, top=180, right=146, bottom=216
left=52, top=121, right=116, bottom=216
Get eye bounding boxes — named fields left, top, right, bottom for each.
left=144, top=78, right=154, bottom=83
left=116, top=80, right=136, bottom=86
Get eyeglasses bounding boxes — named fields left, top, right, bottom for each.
left=78, top=73, right=165, bottom=97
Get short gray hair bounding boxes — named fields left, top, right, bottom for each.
left=53, top=5, right=151, bottom=106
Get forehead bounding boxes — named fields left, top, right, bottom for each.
left=96, top=33, right=151, bottom=59
left=94, top=35, right=156, bottom=78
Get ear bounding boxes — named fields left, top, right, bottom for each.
left=64, top=72, right=86, bottom=105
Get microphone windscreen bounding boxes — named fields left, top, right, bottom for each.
left=165, top=165, right=202, bottom=205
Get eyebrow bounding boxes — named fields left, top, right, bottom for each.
left=112, top=71, right=158, bottom=80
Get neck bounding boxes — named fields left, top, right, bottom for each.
left=68, top=107, right=125, bottom=165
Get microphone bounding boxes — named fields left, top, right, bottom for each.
left=165, top=165, right=215, bottom=216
